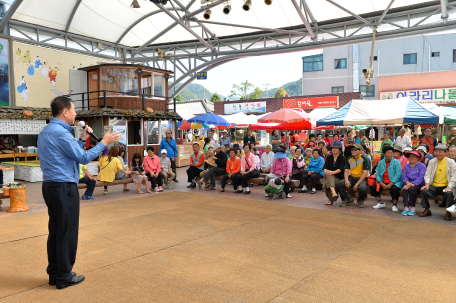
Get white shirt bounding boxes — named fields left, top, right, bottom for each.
left=394, top=135, right=412, bottom=148
left=260, top=151, right=275, bottom=169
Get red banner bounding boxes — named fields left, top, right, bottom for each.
left=283, top=96, right=339, bottom=109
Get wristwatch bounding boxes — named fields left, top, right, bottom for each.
left=80, top=138, right=86, bottom=143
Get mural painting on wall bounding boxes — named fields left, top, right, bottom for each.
left=0, top=37, right=10, bottom=106
left=13, top=42, right=107, bottom=107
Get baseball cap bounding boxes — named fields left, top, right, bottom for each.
left=161, top=149, right=167, bottom=154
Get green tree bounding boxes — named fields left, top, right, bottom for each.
left=175, top=93, right=184, bottom=102
left=210, top=93, right=222, bottom=102
left=275, top=87, right=287, bottom=98
left=230, top=80, right=254, bottom=100
left=249, top=87, right=263, bottom=100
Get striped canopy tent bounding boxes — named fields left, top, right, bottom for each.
left=317, top=97, right=439, bottom=126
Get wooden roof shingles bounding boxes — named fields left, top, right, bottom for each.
left=76, top=108, right=182, bottom=121
left=0, top=106, right=52, bottom=120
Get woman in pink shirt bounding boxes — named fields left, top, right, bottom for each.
left=144, top=146, right=163, bottom=192
left=393, top=145, right=408, bottom=172
left=233, top=143, right=260, bottom=194
left=268, top=146, right=292, bottom=198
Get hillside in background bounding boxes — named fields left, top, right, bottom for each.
left=262, top=79, right=303, bottom=97
left=171, top=82, right=231, bottom=101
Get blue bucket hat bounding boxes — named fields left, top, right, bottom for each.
left=274, top=152, right=287, bottom=159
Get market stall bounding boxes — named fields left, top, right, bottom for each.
left=317, top=97, right=439, bottom=126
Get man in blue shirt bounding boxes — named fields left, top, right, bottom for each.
left=159, top=130, right=178, bottom=182
left=219, top=130, right=231, bottom=147
left=38, top=96, right=120, bottom=289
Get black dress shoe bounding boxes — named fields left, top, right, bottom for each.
left=49, top=272, right=76, bottom=286
left=187, top=182, right=196, bottom=188
left=56, top=275, right=85, bottom=290
left=439, top=202, right=446, bottom=208
left=236, top=190, right=243, bottom=194
left=244, top=190, right=251, bottom=194
left=173, top=178, right=179, bottom=183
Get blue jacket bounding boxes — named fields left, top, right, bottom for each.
left=38, top=117, right=105, bottom=183
left=159, top=137, right=178, bottom=159
left=376, top=157, right=403, bottom=188
left=307, top=156, right=325, bottom=176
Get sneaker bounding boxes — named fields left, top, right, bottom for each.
left=154, top=187, right=160, bottom=192
left=401, top=210, right=409, bottom=216
left=287, top=194, right=292, bottom=198
left=310, top=188, right=316, bottom=194
left=446, top=205, right=456, bottom=213
left=339, top=199, right=353, bottom=207
left=392, top=205, right=399, bottom=212
left=159, top=186, right=163, bottom=192
left=187, top=182, right=196, bottom=188
left=103, top=190, right=108, bottom=195
left=373, top=202, right=385, bottom=209
left=173, top=178, right=179, bottom=183
left=407, top=211, right=416, bottom=216
left=167, top=184, right=173, bottom=189
left=265, top=193, right=270, bottom=197
left=299, top=186, right=307, bottom=193
left=357, top=200, right=364, bottom=208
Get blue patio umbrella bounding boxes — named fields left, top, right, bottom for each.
left=187, top=113, right=231, bottom=127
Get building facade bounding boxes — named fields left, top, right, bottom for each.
left=302, top=33, right=456, bottom=99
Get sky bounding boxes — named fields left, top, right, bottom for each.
left=198, top=49, right=322, bottom=97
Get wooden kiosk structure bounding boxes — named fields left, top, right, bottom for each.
left=73, top=64, right=182, bottom=166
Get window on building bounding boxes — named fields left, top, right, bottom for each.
left=332, top=86, right=344, bottom=93
left=403, top=53, right=417, bottom=65
left=334, top=58, right=347, bottom=69
left=453, top=50, right=456, bottom=62
left=431, top=52, right=440, bottom=57
left=128, top=120, right=143, bottom=145
left=153, top=74, right=164, bottom=97
left=360, top=85, right=375, bottom=97
left=302, top=54, right=323, bottom=72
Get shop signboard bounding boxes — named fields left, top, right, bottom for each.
left=0, top=119, right=46, bottom=134
left=224, top=101, right=266, bottom=114
left=380, top=87, right=456, bottom=104
left=260, top=130, right=269, bottom=146
left=283, top=96, right=339, bottom=109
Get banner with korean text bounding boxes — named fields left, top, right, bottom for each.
left=380, top=87, right=456, bottom=104
left=283, top=96, right=339, bottom=109
left=224, top=101, right=266, bottom=114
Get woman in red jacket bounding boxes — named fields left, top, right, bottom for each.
left=220, top=149, right=241, bottom=192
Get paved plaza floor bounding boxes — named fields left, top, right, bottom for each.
left=1, top=168, right=455, bottom=302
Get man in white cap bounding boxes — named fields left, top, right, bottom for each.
left=394, top=127, right=412, bottom=148
left=420, top=145, right=456, bottom=221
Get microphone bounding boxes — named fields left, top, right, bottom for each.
left=78, top=121, right=99, bottom=141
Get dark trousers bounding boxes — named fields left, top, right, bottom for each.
left=421, top=185, right=454, bottom=209
left=369, top=182, right=401, bottom=202
left=402, top=185, right=421, bottom=207
left=291, top=172, right=302, bottom=187
left=42, top=182, right=79, bottom=287
left=221, top=173, right=236, bottom=189
left=0, top=169, right=3, bottom=185
left=301, top=172, right=324, bottom=188
left=146, top=172, right=163, bottom=188
left=78, top=177, right=96, bottom=197
left=187, top=166, right=202, bottom=182
left=337, top=176, right=367, bottom=202
left=282, top=179, right=292, bottom=195
left=203, top=167, right=226, bottom=186
left=171, top=159, right=177, bottom=179
left=235, top=170, right=260, bottom=188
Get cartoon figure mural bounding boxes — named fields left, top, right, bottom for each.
left=17, top=76, right=30, bottom=102
left=41, top=61, right=48, bottom=78
left=20, top=50, right=31, bottom=63
left=49, top=66, right=60, bottom=86
left=34, top=56, right=43, bottom=69
left=15, top=48, right=21, bottom=63
left=27, top=61, right=34, bottom=76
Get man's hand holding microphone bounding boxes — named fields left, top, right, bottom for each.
left=79, top=121, right=122, bottom=146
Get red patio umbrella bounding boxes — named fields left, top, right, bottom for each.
left=258, top=108, right=311, bottom=123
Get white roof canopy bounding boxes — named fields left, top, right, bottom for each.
left=12, top=0, right=442, bottom=47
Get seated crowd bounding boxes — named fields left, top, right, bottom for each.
left=184, top=128, right=456, bottom=221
